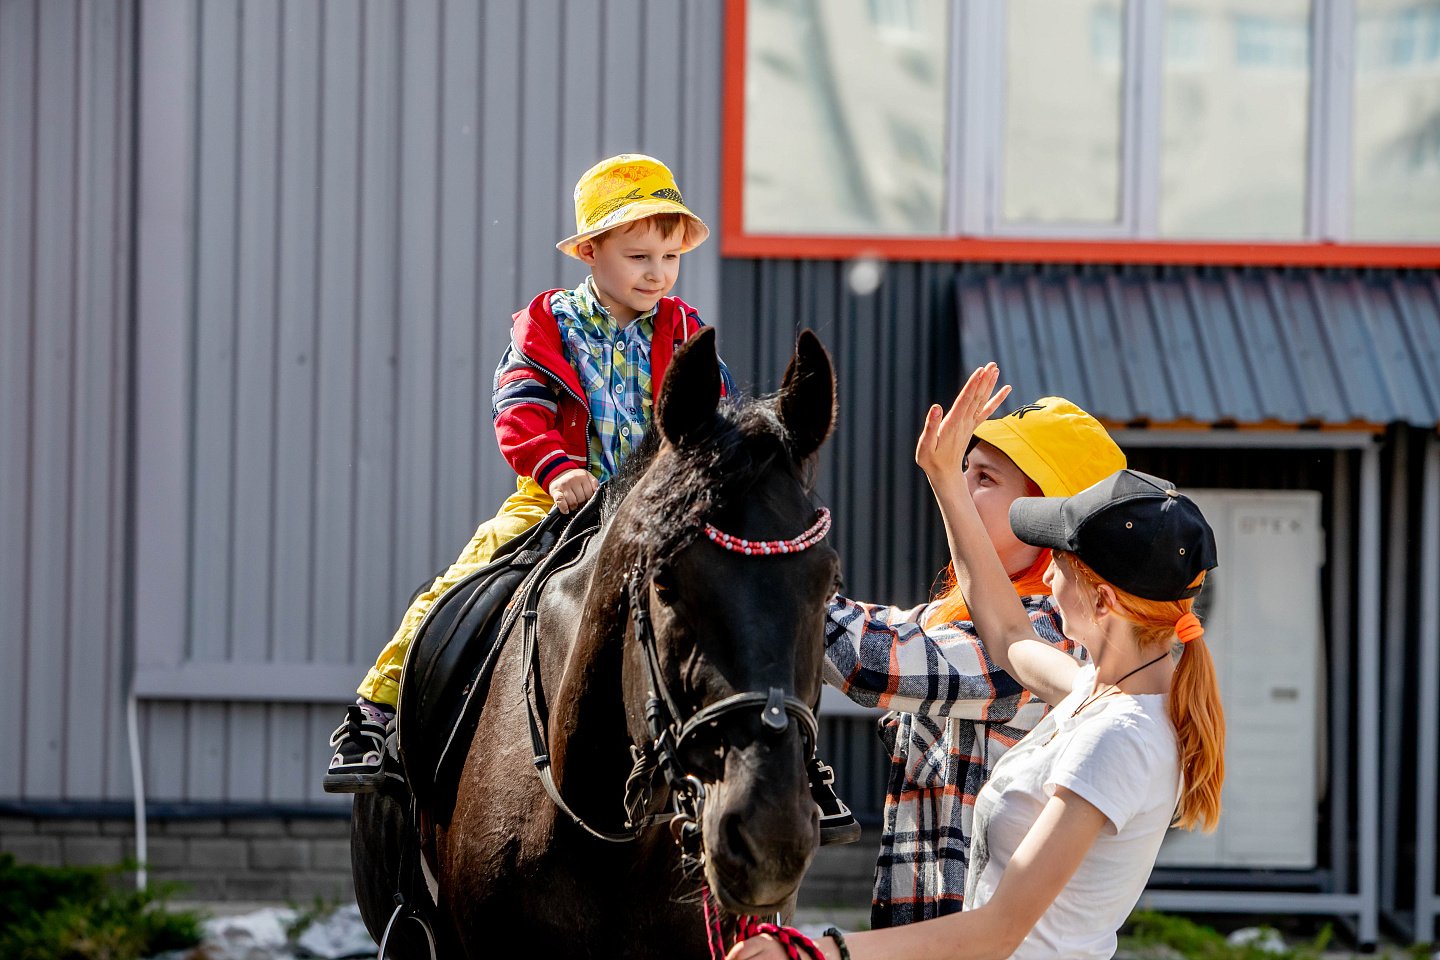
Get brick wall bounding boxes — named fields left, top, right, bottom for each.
left=0, top=815, right=355, bottom=903
left=1, top=813, right=877, bottom=909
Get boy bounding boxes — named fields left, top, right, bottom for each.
left=324, top=154, right=729, bottom=792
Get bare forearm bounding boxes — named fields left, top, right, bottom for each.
left=836, top=905, right=1021, bottom=960
left=931, top=474, right=1077, bottom=707
left=929, top=473, right=1031, bottom=674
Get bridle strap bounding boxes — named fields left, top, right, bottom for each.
left=676, top=688, right=819, bottom=754
left=523, top=508, right=828, bottom=847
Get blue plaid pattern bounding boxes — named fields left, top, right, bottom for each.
left=823, top=593, right=1086, bottom=928
left=549, top=279, right=654, bottom=482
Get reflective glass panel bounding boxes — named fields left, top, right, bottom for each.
left=1353, top=0, right=1440, bottom=241
left=1002, top=0, right=1125, bottom=225
left=744, top=0, right=949, bottom=235
left=1159, top=0, right=1311, bottom=239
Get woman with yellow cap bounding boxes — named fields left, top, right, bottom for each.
left=820, top=391, right=1128, bottom=928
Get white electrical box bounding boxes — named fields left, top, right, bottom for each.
left=1155, top=489, right=1324, bottom=869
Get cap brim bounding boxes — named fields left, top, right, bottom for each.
left=556, top=202, right=709, bottom=259
left=1008, top=496, right=1072, bottom=551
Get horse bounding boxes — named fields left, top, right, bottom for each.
left=351, top=328, right=840, bottom=958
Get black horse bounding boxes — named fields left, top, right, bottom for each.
left=352, top=328, right=839, bottom=958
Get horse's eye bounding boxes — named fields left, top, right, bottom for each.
left=652, top=569, right=675, bottom=599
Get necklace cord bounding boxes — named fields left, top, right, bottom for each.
left=1071, top=648, right=1172, bottom=717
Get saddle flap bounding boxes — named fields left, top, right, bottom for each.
left=395, top=492, right=607, bottom=824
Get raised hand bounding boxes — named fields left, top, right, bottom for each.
left=914, top=362, right=1011, bottom=486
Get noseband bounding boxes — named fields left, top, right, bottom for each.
left=525, top=509, right=830, bottom=854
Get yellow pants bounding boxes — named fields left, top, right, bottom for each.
left=357, top=476, right=554, bottom=706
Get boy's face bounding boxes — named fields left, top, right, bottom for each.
left=578, top=219, right=684, bottom=324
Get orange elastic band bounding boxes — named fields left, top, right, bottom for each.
left=1175, top=612, right=1204, bottom=644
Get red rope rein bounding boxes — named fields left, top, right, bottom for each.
left=702, top=885, right=826, bottom=960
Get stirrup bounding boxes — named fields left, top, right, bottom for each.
left=810, top=757, right=861, bottom=846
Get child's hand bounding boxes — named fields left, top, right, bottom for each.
left=915, top=362, right=1010, bottom=487
left=548, top=468, right=598, bottom=515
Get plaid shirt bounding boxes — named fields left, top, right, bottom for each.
left=549, top=278, right=656, bottom=482
left=823, top=593, right=1086, bottom=928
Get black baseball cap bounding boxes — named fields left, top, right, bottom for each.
left=1008, top=469, right=1218, bottom=601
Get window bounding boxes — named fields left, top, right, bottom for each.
left=742, top=0, right=950, bottom=235
left=724, top=0, right=1440, bottom=264
left=1002, top=0, right=1125, bottom=227
left=1160, top=1, right=1312, bottom=239
left=1352, top=0, right=1440, bottom=240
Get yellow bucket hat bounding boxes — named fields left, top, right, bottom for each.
left=973, top=397, right=1126, bottom=498
left=556, top=154, right=709, bottom=259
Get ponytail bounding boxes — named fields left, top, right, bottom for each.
left=1167, top=631, right=1225, bottom=831
left=1060, top=555, right=1226, bottom=832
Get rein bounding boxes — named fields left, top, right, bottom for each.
left=522, top=506, right=831, bottom=959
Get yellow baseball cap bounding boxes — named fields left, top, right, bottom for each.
left=556, top=154, right=709, bottom=259
left=973, top=397, right=1126, bottom=498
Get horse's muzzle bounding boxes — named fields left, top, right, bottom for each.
left=700, top=739, right=818, bottom=914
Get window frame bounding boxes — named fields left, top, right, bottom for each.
left=721, top=0, right=1440, bottom=267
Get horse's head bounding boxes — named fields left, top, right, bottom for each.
left=612, top=328, right=839, bottom=915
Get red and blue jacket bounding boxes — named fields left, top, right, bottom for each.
left=491, top=290, right=733, bottom=490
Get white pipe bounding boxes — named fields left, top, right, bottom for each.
left=127, top=689, right=148, bottom=891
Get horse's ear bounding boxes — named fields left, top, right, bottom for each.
left=778, top=329, right=835, bottom=461
left=657, top=326, right=721, bottom=446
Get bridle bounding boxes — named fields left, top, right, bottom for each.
left=524, top=508, right=831, bottom=856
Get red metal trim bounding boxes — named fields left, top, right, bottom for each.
left=720, top=2, right=1440, bottom=270
left=722, top=0, right=748, bottom=251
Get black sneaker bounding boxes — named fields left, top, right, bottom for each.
left=810, top=756, right=861, bottom=846
left=322, top=704, right=396, bottom=794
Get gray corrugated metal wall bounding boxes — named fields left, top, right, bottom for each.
left=5, top=0, right=737, bottom=806
left=0, top=0, right=136, bottom=802
left=130, top=0, right=732, bottom=806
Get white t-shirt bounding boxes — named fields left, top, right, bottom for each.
left=964, top=663, right=1180, bottom=960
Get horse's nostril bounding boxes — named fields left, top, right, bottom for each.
left=723, top=813, right=754, bottom=864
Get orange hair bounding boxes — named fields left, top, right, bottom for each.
left=924, top=549, right=1053, bottom=628
left=1060, top=554, right=1226, bottom=833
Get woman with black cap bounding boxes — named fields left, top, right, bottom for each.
left=730, top=363, right=1226, bottom=960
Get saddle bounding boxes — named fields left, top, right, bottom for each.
left=394, top=493, right=605, bottom=824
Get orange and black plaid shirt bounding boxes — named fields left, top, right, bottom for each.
left=823, top=593, right=1086, bottom=928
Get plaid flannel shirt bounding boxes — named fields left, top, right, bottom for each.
left=823, top=593, right=1087, bottom=928
left=549, top=278, right=656, bottom=482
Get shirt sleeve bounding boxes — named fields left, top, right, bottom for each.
left=1046, top=710, right=1161, bottom=833
left=491, top=342, right=574, bottom=488
left=823, top=594, right=1069, bottom=721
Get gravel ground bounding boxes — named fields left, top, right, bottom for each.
left=155, top=902, right=870, bottom=959
left=158, top=901, right=1426, bottom=959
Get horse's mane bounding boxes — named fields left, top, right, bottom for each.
left=602, top=395, right=813, bottom=569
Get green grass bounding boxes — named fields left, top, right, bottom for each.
left=0, top=854, right=204, bottom=960
left=1119, top=910, right=1333, bottom=959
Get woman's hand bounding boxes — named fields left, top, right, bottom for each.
left=725, top=934, right=837, bottom=960
left=914, top=362, right=1011, bottom=487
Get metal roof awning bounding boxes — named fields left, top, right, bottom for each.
left=955, top=264, right=1440, bottom=430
